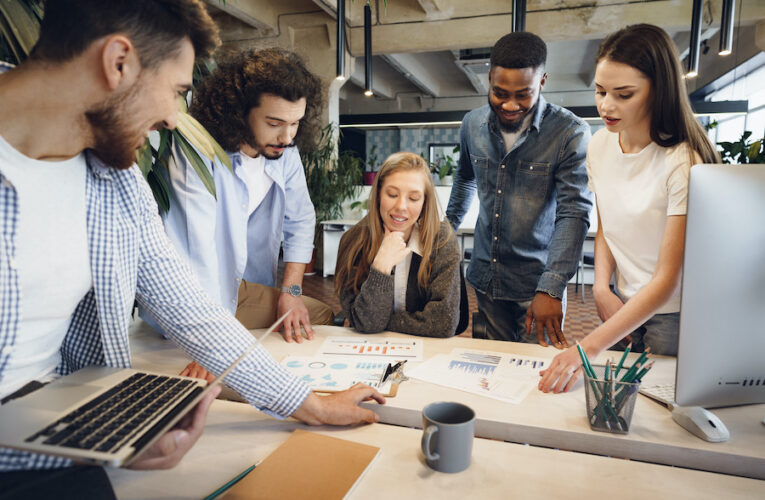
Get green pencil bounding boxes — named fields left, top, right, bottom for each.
left=614, top=342, right=632, bottom=377
left=203, top=464, right=257, bottom=500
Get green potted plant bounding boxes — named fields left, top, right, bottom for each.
left=363, top=144, right=379, bottom=185
left=718, top=131, right=765, bottom=164
left=301, top=124, right=363, bottom=272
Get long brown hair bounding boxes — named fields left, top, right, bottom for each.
left=597, top=24, right=719, bottom=164
left=335, top=152, right=447, bottom=295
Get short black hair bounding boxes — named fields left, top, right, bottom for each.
left=490, top=32, right=547, bottom=70
left=30, top=0, right=219, bottom=68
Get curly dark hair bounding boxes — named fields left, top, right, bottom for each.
left=190, top=48, right=324, bottom=152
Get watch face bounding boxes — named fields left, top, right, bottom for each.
left=289, top=284, right=302, bottom=297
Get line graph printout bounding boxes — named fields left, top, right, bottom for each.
left=318, top=337, right=423, bottom=361
left=281, top=356, right=394, bottom=393
left=408, top=349, right=549, bottom=404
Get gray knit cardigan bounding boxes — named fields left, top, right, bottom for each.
left=336, top=221, right=461, bottom=337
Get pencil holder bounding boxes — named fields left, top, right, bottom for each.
left=584, top=364, right=640, bottom=434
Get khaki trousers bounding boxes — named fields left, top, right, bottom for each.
left=234, top=280, right=334, bottom=329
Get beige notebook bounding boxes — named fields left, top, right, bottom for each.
left=223, top=429, right=381, bottom=500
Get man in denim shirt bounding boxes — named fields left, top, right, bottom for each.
left=446, top=32, right=592, bottom=347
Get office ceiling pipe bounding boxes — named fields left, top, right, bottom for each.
left=512, top=0, right=526, bottom=33
left=336, top=0, right=346, bottom=80
left=364, top=4, right=373, bottom=96
left=686, top=0, right=703, bottom=78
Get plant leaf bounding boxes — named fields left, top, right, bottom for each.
left=0, top=0, right=41, bottom=56
left=748, top=141, right=761, bottom=162
left=135, top=140, right=154, bottom=178
left=173, top=130, right=217, bottom=199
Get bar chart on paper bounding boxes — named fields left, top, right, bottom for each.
left=409, top=349, right=549, bottom=404
left=319, top=337, right=423, bottom=361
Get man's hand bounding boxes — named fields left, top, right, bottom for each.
left=291, top=384, right=385, bottom=426
left=538, top=346, right=583, bottom=393
left=593, top=287, right=624, bottom=323
left=180, top=361, right=215, bottom=383
left=277, top=293, right=314, bottom=343
left=128, top=385, right=221, bottom=470
left=525, top=293, right=567, bottom=349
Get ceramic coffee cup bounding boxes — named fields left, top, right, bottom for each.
left=421, top=401, right=475, bottom=473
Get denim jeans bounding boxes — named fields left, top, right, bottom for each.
left=474, top=289, right=567, bottom=344
left=611, top=312, right=680, bottom=356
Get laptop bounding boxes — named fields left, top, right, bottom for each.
left=0, top=310, right=289, bottom=467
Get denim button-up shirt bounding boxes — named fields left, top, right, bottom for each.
left=159, top=142, right=315, bottom=314
left=446, top=97, right=592, bottom=301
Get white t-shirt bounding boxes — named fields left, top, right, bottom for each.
left=501, top=112, right=533, bottom=153
left=393, top=225, right=423, bottom=313
left=238, top=153, right=273, bottom=215
left=586, top=129, right=698, bottom=314
left=0, top=135, right=91, bottom=400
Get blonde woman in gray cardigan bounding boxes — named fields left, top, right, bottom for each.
left=335, top=152, right=467, bottom=337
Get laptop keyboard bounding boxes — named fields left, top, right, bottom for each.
left=24, top=372, right=201, bottom=454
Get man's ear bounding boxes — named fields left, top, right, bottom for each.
left=101, top=35, right=140, bottom=91
left=539, top=71, right=548, bottom=90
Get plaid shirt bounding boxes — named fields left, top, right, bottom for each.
left=0, top=152, right=310, bottom=471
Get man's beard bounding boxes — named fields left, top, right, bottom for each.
left=85, top=81, right=149, bottom=170
left=244, top=135, right=295, bottom=160
left=489, top=96, right=534, bottom=134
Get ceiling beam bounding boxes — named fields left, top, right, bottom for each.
left=205, top=0, right=279, bottom=35
left=382, top=53, right=440, bottom=96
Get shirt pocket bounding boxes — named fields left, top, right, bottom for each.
left=469, top=154, right=489, bottom=194
left=515, top=161, right=551, bottom=200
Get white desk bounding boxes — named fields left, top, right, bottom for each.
left=107, top=398, right=765, bottom=499
left=127, top=321, right=765, bottom=483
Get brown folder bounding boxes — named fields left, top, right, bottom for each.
left=223, top=429, right=381, bottom=500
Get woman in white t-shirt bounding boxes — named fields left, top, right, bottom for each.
left=539, top=24, right=719, bottom=393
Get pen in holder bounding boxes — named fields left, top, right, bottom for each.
left=584, top=364, right=640, bottom=434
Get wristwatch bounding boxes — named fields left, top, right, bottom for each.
left=280, top=284, right=303, bottom=297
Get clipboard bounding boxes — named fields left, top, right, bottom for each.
left=280, top=355, right=407, bottom=398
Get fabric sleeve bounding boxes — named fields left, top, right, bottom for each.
left=132, top=169, right=310, bottom=418
left=281, top=148, right=315, bottom=264
left=665, top=144, right=698, bottom=216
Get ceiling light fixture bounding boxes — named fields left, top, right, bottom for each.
left=719, top=0, right=735, bottom=56
left=364, top=4, right=373, bottom=97
left=336, top=0, right=346, bottom=80
left=686, top=0, right=703, bottom=79
left=512, top=0, right=526, bottom=33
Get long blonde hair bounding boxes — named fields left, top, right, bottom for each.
left=335, top=152, right=446, bottom=295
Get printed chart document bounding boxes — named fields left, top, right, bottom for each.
left=223, top=429, right=380, bottom=500
left=318, top=336, right=423, bottom=361
left=281, top=355, right=394, bottom=393
left=408, top=348, right=548, bottom=404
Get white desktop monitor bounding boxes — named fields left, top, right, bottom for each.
left=675, top=164, right=765, bottom=408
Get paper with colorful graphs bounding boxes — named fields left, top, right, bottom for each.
left=318, top=336, right=423, bottom=361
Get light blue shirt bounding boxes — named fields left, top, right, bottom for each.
left=159, top=141, right=316, bottom=314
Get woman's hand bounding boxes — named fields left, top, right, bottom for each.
left=593, top=286, right=624, bottom=323
left=372, top=230, right=411, bottom=274
left=538, top=345, right=588, bottom=393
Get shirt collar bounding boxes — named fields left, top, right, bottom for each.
left=407, top=224, right=422, bottom=256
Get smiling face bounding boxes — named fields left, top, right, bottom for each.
left=378, top=169, right=427, bottom=240
left=594, top=58, right=652, bottom=137
left=488, top=65, right=546, bottom=132
left=86, top=38, right=195, bottom=169
left=242, top=94, right=306, bottom=160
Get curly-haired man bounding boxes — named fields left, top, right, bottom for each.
left=147, top=49, right=334, bottom=365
